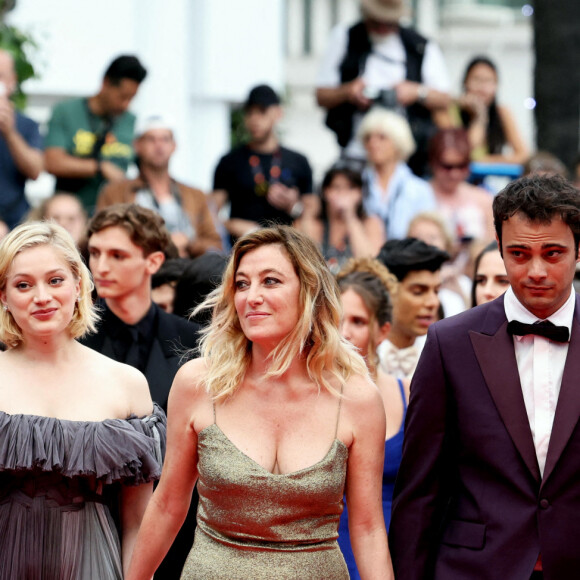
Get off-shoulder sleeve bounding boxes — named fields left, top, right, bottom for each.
left=0, top=403, right=167, bottom=486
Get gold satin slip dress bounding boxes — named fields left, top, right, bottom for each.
left=181, top=404, right=349, bottom=580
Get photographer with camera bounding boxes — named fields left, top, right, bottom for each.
left=0, top=49, right=43, bottom=232
left=316, top=0, right=451, bottom=177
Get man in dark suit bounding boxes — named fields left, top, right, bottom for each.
left=389, top=174, right=580, bottom=580
left=82, top=203, right=199, bottom=410
left=82, top=203, right=198, bottom=579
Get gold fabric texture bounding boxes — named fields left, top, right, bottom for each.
left=180, top=423, right=349, bottom=579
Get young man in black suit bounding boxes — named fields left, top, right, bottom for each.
left=83, top=203, right=199, bottom=410
left=82, top=203, right=198, bottom=579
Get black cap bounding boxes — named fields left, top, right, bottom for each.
left=377, top=238, right=449, bottom=281
left=244, top=84, right=280, bottom=110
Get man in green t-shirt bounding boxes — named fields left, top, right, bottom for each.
left=45, top=55, right=147, bottom=212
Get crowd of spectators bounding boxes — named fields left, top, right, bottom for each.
left=0, top=2, right=556, bottom=327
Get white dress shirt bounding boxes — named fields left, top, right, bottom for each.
left=504, top=286, right=575, bottom=477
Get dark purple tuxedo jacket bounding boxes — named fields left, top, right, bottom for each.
left=389, top=293, right=580, bottom=580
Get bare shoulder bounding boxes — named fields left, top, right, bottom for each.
left=340, top=373, right=386, bottom=445
left=167, top=357, right=214, bottom=432
left=377, top=370, right=400, bottom=394
left=0, top=349, right=9, bottom=367
left=342, top=373, right=384, bottom=419
left=496, top=104, right=516, bottom=124
left=0, top=350, right=12, bottom=381
left=172, top=356, right=209, bottom=396
left=401, top=377, right=411, bottom=401
left=78, top=344, right=152, bottom=416
left=496, top=104, right=524, bottom=139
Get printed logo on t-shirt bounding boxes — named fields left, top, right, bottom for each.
left=102, top=140, right=132, bottom=159
left=73, top=129, right=97, bottom=156
left=72, top=129, right=132, bottom=159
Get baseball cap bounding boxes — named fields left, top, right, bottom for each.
left=134, top=114, right=176, bottom=138
left=244, top=85, right=281, bottom=110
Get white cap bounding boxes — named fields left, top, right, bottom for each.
left=134, top=114, right=176, bottom=138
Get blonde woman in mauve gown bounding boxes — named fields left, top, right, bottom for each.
left=127, top=225, right=393, bottom=580
left=0, top=222, right=165, bottom=580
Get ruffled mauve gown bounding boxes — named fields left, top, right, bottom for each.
left=0, top=404, right=166, bottom=580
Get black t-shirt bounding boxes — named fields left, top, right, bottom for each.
left=213, top=144, right=313, bottom=226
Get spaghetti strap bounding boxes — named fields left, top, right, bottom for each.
left=212, top=402, right=216, bottom=424
left=397, top=379, right=408, bottom=414
left=334, top=384, right=344, bottom=438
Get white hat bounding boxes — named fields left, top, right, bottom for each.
left=135, top=114, right=176, bottom=138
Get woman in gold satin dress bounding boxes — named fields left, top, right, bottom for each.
left=127, top=225, right=393, bottom=580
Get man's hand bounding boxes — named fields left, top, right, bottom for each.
left=316, top=77, right=372, bottom=110
left=0, top=220, right=8, bottom=241
left=346, top=77, right=372, bottom=110
left=267, top=183, right=300, bottom=214
left=396, top=81, right=451, bottom=111
left=0, top=98, right=15, bottom=137
left=395, top=81, right=424, bottom=107
left=99, top=160, right=126, bottom=182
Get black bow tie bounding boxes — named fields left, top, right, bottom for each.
left=507, top=320, right=570, bottom=343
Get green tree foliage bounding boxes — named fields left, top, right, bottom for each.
left=0, top=0, right=39, bottom=109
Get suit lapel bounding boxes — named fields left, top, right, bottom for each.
left=469, top=302, right=541, bottom=482
left=542, top=296, right=580, bottom=486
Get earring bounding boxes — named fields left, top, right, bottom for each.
left=2, top=305, right=8, bottom=312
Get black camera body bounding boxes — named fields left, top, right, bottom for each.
left=363, top=87, right=400, bottom=110
left=376, top=88, right=399, bottom=109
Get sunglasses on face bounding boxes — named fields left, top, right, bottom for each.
left=437, top=161, right=470, bottom=171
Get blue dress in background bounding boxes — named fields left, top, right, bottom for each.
left=337, top=379, right=407, bottom=579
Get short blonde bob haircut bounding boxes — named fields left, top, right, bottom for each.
left=0, top=221, right=98, bottom=347
left=194, top=225, right=368, bottom=400
left=357, top=107, right=416, bottom=162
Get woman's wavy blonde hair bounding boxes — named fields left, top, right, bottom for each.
left=194, top=225, right=368, bottom=400
left=0, top=221, right=98, bottom=347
